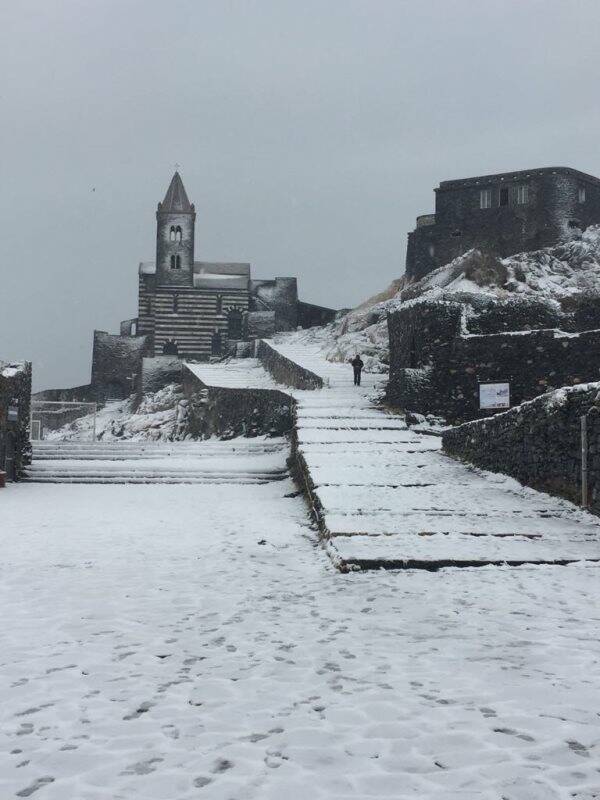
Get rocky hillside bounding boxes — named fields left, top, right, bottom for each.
left=310, top=226, right=600, bottom=372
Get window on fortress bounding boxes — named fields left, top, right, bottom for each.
left=480, top=189, right=492, bottom=209
left=579, top=186, right=586, bottom=203
left=169, top=226, right=176, bottom=241
left=173, top=295, right=179, bottom=313
left=216, top=295, right=223, bottom=315
left=175, top=255, right=181, bottom=269
left=176, top=226, right=182, bottom=243
left=170, top=255, right=176, bottom=269
left=516, top=185, right=529, bottom=205
left=499, top=187, right=509, bottom=206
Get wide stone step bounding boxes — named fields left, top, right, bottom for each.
left=22, top=474, right=283, bottom=485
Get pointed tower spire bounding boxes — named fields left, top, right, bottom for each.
left=158, top=171, right=194, bottom=214
left=155, top=171, right=196, bottom=285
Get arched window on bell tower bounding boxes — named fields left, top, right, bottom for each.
left=169, top=226, right=176, bottom=241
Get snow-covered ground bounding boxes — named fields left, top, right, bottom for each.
left=1, top=479, right=600, bottom=800
left=44, top=385, right=188, bottom=443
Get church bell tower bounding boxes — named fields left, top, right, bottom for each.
left=156, top=171, right=196, bottom=286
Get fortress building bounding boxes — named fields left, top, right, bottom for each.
left=405, top=166, right=600, bottom=282
left=124, top=172, right=334, bottom=360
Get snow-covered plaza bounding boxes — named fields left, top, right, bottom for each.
left=2, top=474, right=599, bottom=799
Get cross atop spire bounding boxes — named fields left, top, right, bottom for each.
left=158, top=171, right=194, bottom=214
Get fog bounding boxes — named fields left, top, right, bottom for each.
left=2, top=0, right=600, bottom=389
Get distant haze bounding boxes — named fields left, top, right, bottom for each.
left=2, top=0, right=600, bottom=390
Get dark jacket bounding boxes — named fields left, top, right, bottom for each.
left=350, top=356, right=364, bottom=371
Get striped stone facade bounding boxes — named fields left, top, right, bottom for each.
left=138, top=281, right=250, bottom=360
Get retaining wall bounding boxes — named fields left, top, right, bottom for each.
left=443, top=383, right=600, bottom=511
left=256, top=340, right=323, bottom=390
left=182, top=368, right=294, bottom=439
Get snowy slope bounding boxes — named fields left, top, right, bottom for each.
left=292, top=225, right=600, bottom=373
left=46, top=384, right=189, bottom=442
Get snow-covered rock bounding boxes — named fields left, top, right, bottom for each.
left=46, top=384, right=189, bottom=442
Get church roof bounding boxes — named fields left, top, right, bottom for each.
left=158, top=171, right=194, bottom=214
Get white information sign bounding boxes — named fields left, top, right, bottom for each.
left=479, top=382, right=510, bottom=410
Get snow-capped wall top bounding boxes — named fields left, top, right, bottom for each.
left=0, top=361, right=27, bottom=379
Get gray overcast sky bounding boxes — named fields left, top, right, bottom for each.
left=2, top=0, right=600, bottom=390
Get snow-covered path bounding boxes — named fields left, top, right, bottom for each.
left=264, top=339, right=600, bottom=567
left=2, top=479, right=600, bottom=799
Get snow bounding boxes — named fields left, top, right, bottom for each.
left=45, top=385, right=188, bottom=442
left=260, top=337, right=600, bottom=566
left=2, top=480, right=600, bottom=799
left=185, top=359, right=281, bottom=390
left=1, top=361, right=26, bottom=379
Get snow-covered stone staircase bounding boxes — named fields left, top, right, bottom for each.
left=259, top=338, right=600, bottom=570
left=25, top=440, right=288, bottom=485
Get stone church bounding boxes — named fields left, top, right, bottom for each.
left=40, top=172, right=336, bottom=401
left=123, top=171, right=335, bottom=360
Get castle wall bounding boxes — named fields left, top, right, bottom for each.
left=443, top=383, right=600, bottom=513
left=406, top=168, right=600, bottom=282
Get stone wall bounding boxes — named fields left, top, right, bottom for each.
left=442, top=383, right=600, bottom=511
left=141, top=356, right=183, bottom=395
left=182, top=368, right=294, bottom=439
left=297, top=301, right=337, bottom=329
left=0, top=361, right=32, bottom=480
left=91, top=331, right=151, bottom=401
left=387, top=295, right=600, bottom=422
left=257, top=340, right=324, bottom=390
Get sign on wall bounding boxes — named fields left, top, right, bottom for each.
left=479, top=382, right=510, bottom=410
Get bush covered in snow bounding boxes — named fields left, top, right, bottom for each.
left=46, top=384, right=190, bottom=442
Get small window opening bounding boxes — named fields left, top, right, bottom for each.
left=516, top=185, right=528, bottom=205
left=170, top=255, right=176, bottom=269
left=169, top=226, right=176, bottom=241
left=175, top=225, right=182, bottom=243
left=428, top=243, right=435, bottom=257
left=499, top=187, right=509, bottom=206
left=480, top=189, right=492, bottom=209
left=173, top=295, right=179, bottom=313
left=579, top=186, right=586, bottom=203
left=175, top=255, right=181, bottom=269
left=216, top=295, right=223, bottom=314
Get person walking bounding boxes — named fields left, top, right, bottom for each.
left=350, top=354, right=364, bottom=386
